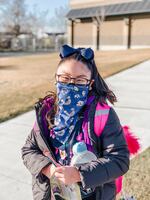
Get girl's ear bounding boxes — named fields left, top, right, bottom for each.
left=89, top=79, right=94, bottom=90
left=90, top=79, right=95, bottom=86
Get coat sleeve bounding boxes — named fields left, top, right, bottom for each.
left=77, top=107, right=130, bottom=189
left=21, top=127, right=52, bottom=179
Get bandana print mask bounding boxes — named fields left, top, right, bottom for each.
left=53, top=82, right=90, bottom=144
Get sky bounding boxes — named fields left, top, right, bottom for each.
left=26, top=0, right=69, bottom=18
left=0, top=0, right=69, bottom=32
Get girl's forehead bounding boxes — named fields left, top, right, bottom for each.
left=57, top=59, right=91, bottom=76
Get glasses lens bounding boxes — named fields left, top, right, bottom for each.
left=75, top=78, right=88, bottom=85
left=56, top=74, right=90, bottom=86
left=58, top=75, right=70, bottom=83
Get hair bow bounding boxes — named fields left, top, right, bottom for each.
left=59, top=44, right=94, bottom=61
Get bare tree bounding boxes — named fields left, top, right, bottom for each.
left=1, top=0, right=27, bottom=35
left=26, top=4, right=49, bottom=35
left=1, top=0, right=48, bottom=36
left=0, top=0, right=10, bottom=13
left=49, top=5, right=69, bottom=32
left=0, top=0, right=10, bottom=30
left=92, top=7, right=105, bottom=50
left=0, top=0, right=9, bottom=4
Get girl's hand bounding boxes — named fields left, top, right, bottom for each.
left=41, top=163, right=56, bottom=179
left=42, top=150, right=56, bottom=179
left=54, top=166, right=81, bottom=185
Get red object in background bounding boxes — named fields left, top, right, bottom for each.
left=115, top=125, right=141, bottom=194
left=123, top=125, right=141, bottom=155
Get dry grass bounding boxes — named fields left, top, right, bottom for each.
left=122, top=147, right=150, bottom=200
left=0, top=49, right=150, bottom=199
left=0, top=48, right=150, bottom=122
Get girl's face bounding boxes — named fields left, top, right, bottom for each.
left=56, top=59, right=94, bottom=87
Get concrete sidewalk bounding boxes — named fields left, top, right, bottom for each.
left=106, top=59, right=150, bottom=151
left=0, top=60, right=150, bottom=200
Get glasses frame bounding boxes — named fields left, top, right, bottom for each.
left=55, top=73, right=91, bottom=86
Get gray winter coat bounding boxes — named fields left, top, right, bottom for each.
left=21, top=97, right=130, bottom=200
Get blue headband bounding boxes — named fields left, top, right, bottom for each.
left=59, top=44, right=94, bottom=61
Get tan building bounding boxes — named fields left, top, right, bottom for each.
left=66, top=0, right=150, bottom=50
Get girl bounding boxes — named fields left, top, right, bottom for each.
left=21, top=44, right=130, bottom=200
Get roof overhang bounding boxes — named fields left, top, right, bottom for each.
left=66, top=0, right=150, bottom=20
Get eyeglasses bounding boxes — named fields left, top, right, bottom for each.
left=55, top=74, right=91, bottom=86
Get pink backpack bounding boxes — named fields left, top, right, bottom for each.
left=91, top=101, right=140, bottom=194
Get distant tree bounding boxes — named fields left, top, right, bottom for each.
left=0, top=0, right=48, bottom=36
left=26, top=4, right=49, bottom=35
left=0, top=0, right=10, bottom=32
left=49, top=5, right=69, bottom=32
left=0, top=0, right=9, bottom=4
left=0, top=0, right=27, bottom=35
left=92, top=7, right=106, bottom=50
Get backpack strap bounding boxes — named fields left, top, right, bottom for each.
left=94, top=102, right=111, bottom=137
left=94, top=102, right=140, bottom=195
left=93, top=102, right=123, bottom=195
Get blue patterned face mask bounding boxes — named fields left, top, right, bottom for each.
left=53, top=82, right=90, bottom=144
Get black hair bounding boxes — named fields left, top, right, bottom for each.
left=57, top=52, right=117, bottom=105
left=38, top=51, right=117, bottom=129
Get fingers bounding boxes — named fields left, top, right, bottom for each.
left=57, top=178, right=67, bottom=185
left=55, top=172, right=64, bottom=178
left=53, top=166, right=79, bottom=186
left=54, top=167, right=66, bottom=180
left=55, top=166, right=65, bottom=173
left=43, top=150, right=49, bottom=156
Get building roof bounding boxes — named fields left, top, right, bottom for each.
left=66, top=0, right=150, bottom=19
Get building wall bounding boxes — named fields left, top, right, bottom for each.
left=100, top=17, right=125, bottom=49
left=67, top=17, right=127, bottom=50
left=70, top=0, right=140, bottom=9
left=74, top=20, right=93, bottom=47
left=131, top=14, right=150, bottom=48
